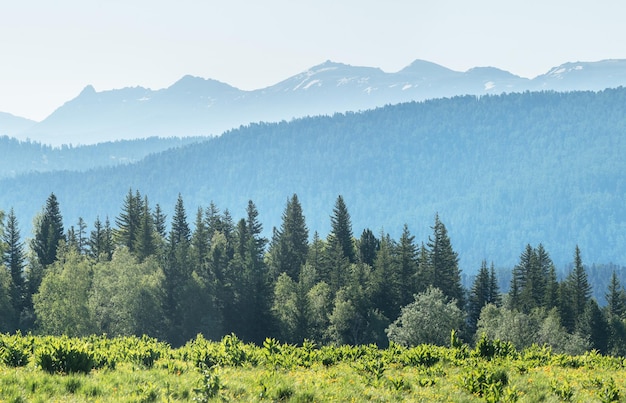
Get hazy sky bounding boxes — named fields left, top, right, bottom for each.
left=2, top=0, right=625, bottom=121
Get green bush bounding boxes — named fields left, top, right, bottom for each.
left=0, top=333, right=32, bottom=367
left=35, top=336, right=94, bottom=374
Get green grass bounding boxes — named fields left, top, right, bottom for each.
left=0, top=334, right=625, bottom=402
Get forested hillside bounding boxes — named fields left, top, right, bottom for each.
left=0, top=136, right=203, bottom=178
left=1, top=89, right=626, bottom=269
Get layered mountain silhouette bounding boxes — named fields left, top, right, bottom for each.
left=0, top=112, right=36, bottom=137
left=8, top=59, right=626, bottom=146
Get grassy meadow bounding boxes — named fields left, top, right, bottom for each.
left=0, top=333, right=624, bottom=402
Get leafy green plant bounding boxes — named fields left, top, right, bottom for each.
left=35, top=336, right=94, bottom=374
left=551, top=379, right=574, bottom=401
left=598, top=377, right=620, bottom=403
left=461, top=365, right=508, bottom=401
left=193, top=365, right=221, bottom=402
left=0, top=333, right=32, bottom=367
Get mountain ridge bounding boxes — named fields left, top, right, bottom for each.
left=1, top=89, right=625, bottom=271
left=6, top=58, right=626, bottom=146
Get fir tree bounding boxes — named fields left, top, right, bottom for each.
left=397, top=224, right=418, bottom=307
left=31, top=193, right=65, bottom=267
left=3, top=208, right=25, bottom=326
left=605, top=270, right=626, bottom=319
left=134, top=196, right=157, bottom=262
left=568, top=245, right=592, bottom=320
left=327, top=195, right=356, bottom=263
left=271, top=195, right=309, bottom=280
left=358, top=228, right=379, bottom=267
left=114, top=189, right=143, bottom=252
left=427, top=214, right=464, bottom=308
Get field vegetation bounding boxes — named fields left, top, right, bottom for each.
left=0, top=332, right=624, bottom=402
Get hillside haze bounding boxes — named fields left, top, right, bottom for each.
left=8, top=59, right=626, bottom=146
left=1, top=88, right=625, bottom=271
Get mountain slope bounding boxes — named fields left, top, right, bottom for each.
left=0, top=112, right=36, bottom=136
left=0, top=136, right=204, bottom=178
left=2, top=88, right=625, bottom=271
left=15, top=59, right=626, bottom=146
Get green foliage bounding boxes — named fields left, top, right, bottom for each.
left=472, top=333, right=517, bottom=361
left=460, top=365, right=508, bottom=401
left=193, top=364, right=221, bottom=402
left=387, top=287, right=463, bottom=347
left=0, top=332, right=32, bottom=367
left=34, top=336, right=94, bottom=374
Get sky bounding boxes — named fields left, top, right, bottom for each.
left=1, top=0, right=625, bottom=121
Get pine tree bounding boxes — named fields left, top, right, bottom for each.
left=191, top=207, right=210, bottom=274
left=114, top=189, right=143, bottom=252
left=88, top=216, right=106, bottom=260
left=134, top=196, right=157, bottom=262
left=3, top=208, right=25, bottom=326
left=153, top=203, right=168, bottom=239
left=427, top=214, right=464, bottom=308
left=396, top=224, right=418, bottom=307
left=468, top=260, right=491, bottom=334
left=568, top=245, right=592, bottom=320
left=371, top=233, right=400, bottom=321
left=576, top=299, right=609, bottom=354
left=164, top=194, right=193, bottom=345
left=605, top=270, right=626, bottom=319
left=509, top=244, right=534, bottom=312
left=271, top=195, right=309, bottom=280
left=31, top=193, right=65, bottom=267
left=327, top=195, right=356, bottom=263
left=76, top=217, right=87, bottom=254
left=358, top=228, right=379, bottom=267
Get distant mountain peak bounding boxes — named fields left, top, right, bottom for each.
left=79, top=85, right=96, bottom=96
left=10, top=58, right=626, bottom=146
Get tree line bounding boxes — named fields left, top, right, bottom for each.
left=1, top=191, right=626, bottom=355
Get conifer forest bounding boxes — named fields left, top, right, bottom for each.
left=2, top=189, right=626, bottom=357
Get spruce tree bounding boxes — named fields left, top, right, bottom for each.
left=468, top=260, right=492, bottom=334
left=134, top=196, right=157, bottom=262
left=164, top=194, right=192, bottom=345
left=3, top=208, right=25, bottom=327
left=114, top=189, right=143, bottom=252
left=272, top=195, right=309, bottom=280
left=426, top=214, right=464, bottom=308
left=605, top=270, right=626, bottom=319
left=358, top=228, right=379, bottom=267
left=328, top=195, right=356, bottom=263
left=31, top=193, right=65, bottom=267
left=397, top=224, right=418, bottom=307
left=568, top=245, right=592, bottom=320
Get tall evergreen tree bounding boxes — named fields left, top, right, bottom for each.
left=153, top=203, right=167, bottom=239
left=31, top=193, right=65, bottom=267
left=605, top=270, right=626, bottom=319
left=88, top=216, right=106, bottom=261
left=370, top=233, right=400, bottom=321
left=468, top=260, right=501, bottom=335
left=114, top=189, right=143, bottom=252
left=76, top=217, right=87, bottom=255
left=397, top=224, right=418, bottom=307
left=134, top=196, right=157, bottom=262
left=271, top=195, right=309, bottom=280
left=3, top=208, right=25, bottom=327
left=358, top=228, right=379, bottom=267
left=164, top=194, right=193, bottom=345
left=568, top=245, right=592, bottom=321
left=427, top=214, right=464, bottom=308
left=327, top=195, right=356, bottom=263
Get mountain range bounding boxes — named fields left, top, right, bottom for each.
left=5, top=59, right=626, bottom=146
left=1, top=89, right=625, bottom=272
